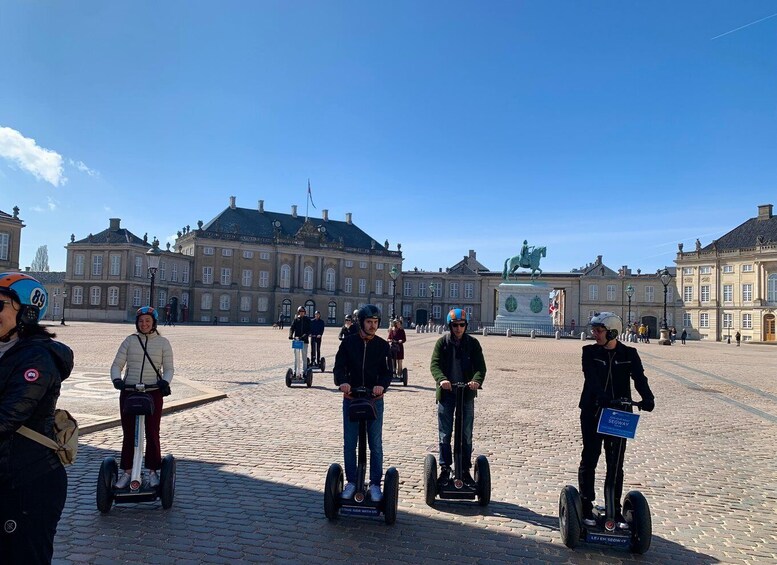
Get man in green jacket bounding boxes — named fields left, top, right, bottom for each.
left=430, top=308, right=486, bottom=485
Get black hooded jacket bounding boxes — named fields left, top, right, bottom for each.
left=0, top=335, right=74, bottom=485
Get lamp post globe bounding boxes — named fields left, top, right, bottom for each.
left=658, top=268, right=673, bottom=345
left=146, top=240, right=162, bottom=308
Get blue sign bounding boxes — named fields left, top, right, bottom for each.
left=291, top=340, right=303, bottom=350
left=597, top=408, right=640, bottom=439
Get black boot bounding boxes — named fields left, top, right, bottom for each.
left=438, top=465, right=451, bottom=484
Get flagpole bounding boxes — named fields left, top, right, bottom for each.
left=306, top=179, right=309, bottom=221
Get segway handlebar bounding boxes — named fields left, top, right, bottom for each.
left=350, top=386, right=377, bottom=398
left=123, top=383, right=160, bottom=392
left=611, top=397, right=639, bottom=409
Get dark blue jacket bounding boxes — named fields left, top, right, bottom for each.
left=333, top=334, right=392, bottom=390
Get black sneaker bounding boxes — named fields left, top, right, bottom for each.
left=438, top=466, right=451, bottom=483
left=461, top=470, right=476, bottom=486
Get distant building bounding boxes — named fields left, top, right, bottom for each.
left=0, top=206, right=24, bottom=271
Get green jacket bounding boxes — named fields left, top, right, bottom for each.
left=430, top=332, right=487, bottom=402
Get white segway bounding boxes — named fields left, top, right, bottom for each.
left=286, top=338, right=313, bottom=387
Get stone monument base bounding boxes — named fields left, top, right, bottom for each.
left=494, top=282, right=553, bottom=331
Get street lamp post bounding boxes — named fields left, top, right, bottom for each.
left=146, top=240, right=162, bottom=308
left=389, top=265, right=399, bottom=320
left=625, top=283, right=634, bottom=340
left=429, top=281, right=435, bottom=326
left=658, top=268, right=673, bottom=345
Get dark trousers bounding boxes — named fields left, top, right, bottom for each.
left=437, top=392, right=474, bottom=470
left=119, top=389, right=164, bottom=470
left=578, top=412, right=627, bottom=511
left=0, top=465, right=67, bottom=565
left=311, top=337, right=322, bottom=363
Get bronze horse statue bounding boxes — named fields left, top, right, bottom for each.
left=502, top=246, right=546, bottom=280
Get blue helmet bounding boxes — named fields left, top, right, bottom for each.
left=0, top=272, right=48, bottom=325
left=446, top=308, right=468, bottom=328
left=135, top=306, right=158, bottom=332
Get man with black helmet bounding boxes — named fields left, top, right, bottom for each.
left=578, top=312, right=655, bottom=528
left=309, top=310, right=325, bottom=367
left=288, top=306, right=311, bottom=373
left=333, top=304, right=392, bottom=502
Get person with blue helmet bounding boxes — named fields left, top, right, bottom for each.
left=0, top=272, right=73, bottom=563
left=430, top=308, right=487, bottom=486
left=110, top=306, right=174, bottom=490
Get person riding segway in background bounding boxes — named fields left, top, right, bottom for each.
left=430, top=308, right=487, bottom=486
left=333, top=304, right=392, bottom=502
left=578, top=312, right=655, bottom=529
left=387, top=319, right=406, bottom=377
left=288, top=306, right=311, bottom=373
left=0, top=272, right=73, bottom=564
left=310, top=310, right=325, bottom=368
left=110, top=306, right=174, bottom=490
left=338, top=314, right=353, bottom=341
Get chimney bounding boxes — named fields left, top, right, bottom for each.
left=758, top=204, right=773, bottom=220
left=229, top=196, right=236, bottom=209
left=292, top=205, right=298, bottom=218
left=322, top=209, right=329, bottom=222
left=469, top=250, right=476, bottom=259
left=258, top=200, right=264, bottom=213
left=346, top=212, right=352, bottom=224
left=597, top=255, right=603, bottom=264
left=109, top=218, right=121, bottom=230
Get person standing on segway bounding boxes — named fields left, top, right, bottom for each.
left=333, top=305, right=392, bottom=502
left=578, top=312, right=655, bottom=529
left=430, top=308, right=486, bottom=486
left=110, top=306, right=174, bottom=490
left=309, top=310, right=325, bottom=367
left=387, top=319, right=406, bottom=376
left=338, top=314, right=353, bottom=341
left=288, top=306, right=311, bottom=372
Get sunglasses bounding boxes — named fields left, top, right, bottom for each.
left=0, top=300, right=13, bottom=313
left=450, top=322, right=467, bottom=328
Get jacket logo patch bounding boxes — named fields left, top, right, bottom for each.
left=24, top=369, right=40, bottom=382
left=614, top=360, right=631, bottom=365
left=4, top=519, right=16, bottom=533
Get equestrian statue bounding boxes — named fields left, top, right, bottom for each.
left=503, top=240, right=546, bottom=281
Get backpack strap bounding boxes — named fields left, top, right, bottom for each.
left=136, top=334, right=163, bottom=382
left=16, top=425, right=59, bottom=450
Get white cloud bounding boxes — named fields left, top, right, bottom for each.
left=69, top=158, right=99, bottom=177
left=0, top=126, right=66, bottom=187
left=47, top=196, right=57, bottom=211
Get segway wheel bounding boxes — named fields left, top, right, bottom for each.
left=320, top=357, right=326, bottom=372
left=624, top=490, right=652, bottom=554
left=96, top=457, right=118, bottom=513
left=423, top=453, right=438, bottom=507
left=383, top=467, right=399, bottom=525
left=285, top=368, right=293, bottom=388
left=305, top=368, right=313, bottom=388
left=402, top=368, right=408, bottom=386
left=324, top=463, right=343, bottom=520
left=559, top=485, right=583, bottom=549
left=160, top=454, right=176, bottom=509
left=474, top=455, right=491, bottom=506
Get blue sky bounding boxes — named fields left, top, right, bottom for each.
left=2, top=1, right=776, bottom=274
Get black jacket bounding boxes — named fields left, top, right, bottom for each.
left=288, top=315, right=311, bottom=343
left=579, top=340, right=654, bottom=416
left=0, top=336, right=74, bottom=485
left=333, top=333, right=392, bottom=390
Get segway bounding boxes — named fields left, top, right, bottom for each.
left=389, top=343, right=408, bottom=386
left=97, top=382, right=176, bottom=513
left=559, top=398, right=651, bottom=554
left=324, top=387, right=399, bottom=524
left=286, top=338, right=313, bottom=387
left=309, top=335, right=326, bottom=373
left=424, top=382, right=490, bottom=506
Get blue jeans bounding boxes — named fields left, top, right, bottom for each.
left=438, top=392, right=474, bottom=469
left=343, top=397, right=384, bottom=486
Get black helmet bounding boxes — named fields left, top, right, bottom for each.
left=357, top=304, right=381, bottom=331
left=344, top=314, right=353, bottom=322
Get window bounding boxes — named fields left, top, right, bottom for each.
left=700, top=266, right=712, bottom=274
left=201, top=293, right=212, bottom=310
left=345, top=260, right=353, bottom=268
left=181, top=292, right=189, bottom=307
left=769, top=274, right=777, bottom=302
left=259, top=251, right=270, bottom=260
left=344, top=277, right=353, bottom=293
left=202, top=267, right=213, bottom=284
left=683, top=312, right=692, bottom=328
left=110, top=255, right=121, bottom=276
left=588, top=284, right=598, bottom=301
left=134, top=256, right=142, bottom=277
left=90, top=286, right=101, bottom=305
left=75, top=255, right=85, bottom=276
left=259, top=271, right=269, bottom=288
left=684, top=286, right=693, bottom=302
left=358, top=279, right=366, bottom=294
left=403, top=303, right=412, bottom=319
left=280, top=264, right=291, bottom=289
left=606, top=285, right=616, bottom=301
left=344, top=301, right=352, bottom=316
left=743, top=283, right=753, bottom=302
left=328, top=301, right=337, bottom=323
left=375, top=280, right=383, bottom=295
left=723, top=265, right=734, bottom=273
left=464, top=282, right=474, bottom=299
left=159, top=261, right=166, bottom=281
left=220, top=268, right=231, bottom=286
left=92, top=255, right=103, bottom=276
left=682, top=267, right=694, bottom=275
left=700, top=313, right=709, bottom=328
left=645, top=286, right=654, bottom=303
left=243, top=250, right=254, bottom=259
left=432, top=283, right=441, bottom=298
left=667, top=286, right=673, bottom=302
left=171, top=264, right=178, bottom=282
left=222, top=248, right=232, bottom=257
left=450, top=282, right=459, bottom=299
left=723, top=284, right=733, bottom=302
left=219, top=294, right=230, bottom=311
left=359, top=261, right=368, bottom=269
left=204, top=247, right=214, bottom=255
left=743, top=313, right=752, bottom=329
left=133, top=288, right=141, bottom=307
left=242, top=269, right=252, bottom=287
left=303, top=266, right=314, bottom=290
left=0, top=232, right=8, bottom=260
left=72, top=286, right=83, bottom=305
left=700, top=285, right=710, bottom=302
left=257, top=296, right=268, bottom=312
left=158, top=290, right=166, bottom=308
left=418, top=284, right=426, bottom=298
left=108, top=287, right=119, bottom=306
left=404, top=281, right=412, bottom=297
left=376, top=263, right=384, bottom=270
left=325, top=268, right=336, bottom=292
left=742, top=264, right=753, bottom=272
left=182, top=265, right=189, bottom=283
left=240, top=296, right=251, bottom=312
left=723, top=313, right=733, bottom=329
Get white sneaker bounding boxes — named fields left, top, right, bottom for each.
left=148, top=470, right=160, bottom=487
left=583, top=516, right=597, bottom=527
left=369, top=484, right=382, bottom=502
left=115, top=472, right=131, bottom=489
left=341, top=482, right=357, bottom=499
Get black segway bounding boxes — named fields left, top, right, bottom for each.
left=97, top=383, right=176, bottom=513
left=324, top=387, right=399, bottom=524
left=424, top=382, right=490, bottom=506
left=286, top=338, right=313, bottom=387
left=309, top=335, right=326, bottom=373
left=559, top=398, right=651, bottom=554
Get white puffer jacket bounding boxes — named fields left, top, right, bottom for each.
left=110, top=331, right=174, bottom=386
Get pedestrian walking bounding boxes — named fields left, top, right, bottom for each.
left=681, top=329, right=687, bottom=345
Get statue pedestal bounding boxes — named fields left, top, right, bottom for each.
left=494, top=282, right=552, bottom=331
left=658, top=327, right=672, bottom=345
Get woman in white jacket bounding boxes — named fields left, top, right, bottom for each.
left=110, top=306, right=174, bottom=489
